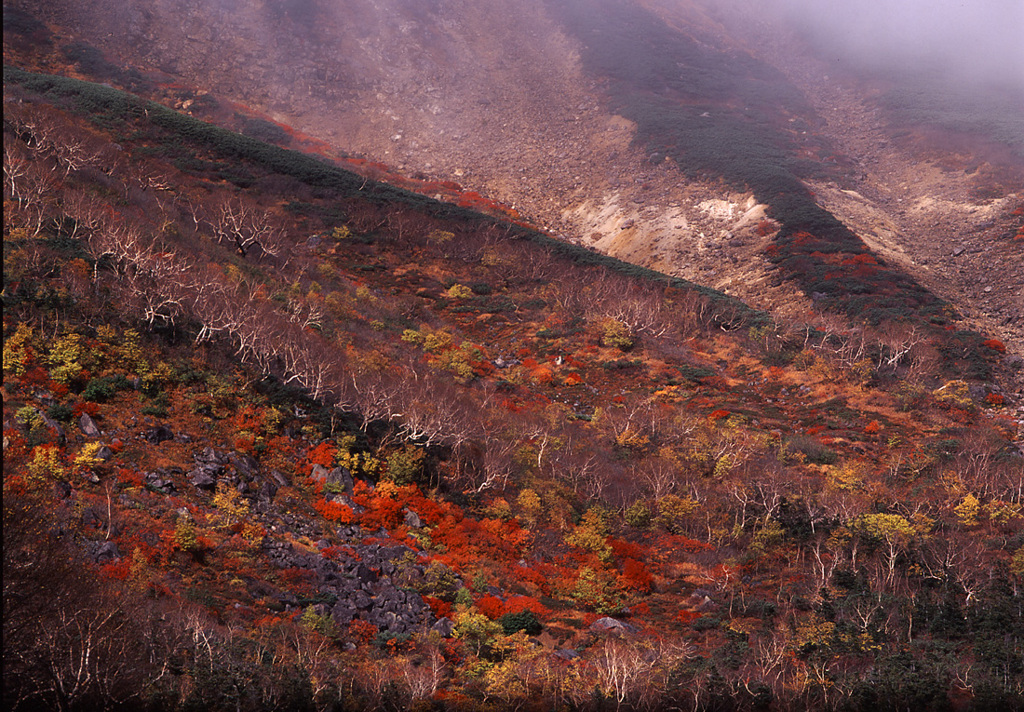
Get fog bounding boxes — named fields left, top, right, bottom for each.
left=764, top=0, right=1024, bottom=93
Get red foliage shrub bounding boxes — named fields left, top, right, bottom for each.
left=356, top=493, right=404, bottom=531
left=511, top=564, right=548, bottom=590
left=22, top=366, right=51, bottom=388
left=321, top=544, right=358, bottom=561
left=653, top=534, right=712, bottom=555
left=348, top=619, right=378, bottom=646
left=307, top=441, right=336, bottom=471
left=476, top=595, right=506, bottom=620
left=985, top=393, right=1005, bottom=407
left=708, top=409, right=730, bottom=421
left=314, top=498, right=354, bottom=523
left=73, top=401, right=100, bottom=417
left=982, top=339, right=1006, bottom=354
left=116, top=468, right=144, bottom=488
left=100, top=557, right=131, bottom=581
left=755, top=219, right=776, bottom=236
left=503, top=595, right=550, bottom=619
left=678, top=610, right=701, bottom=624
left=279, top=567, right=316, bottom=593
left=864, top=420, right=881, bottom=435
left=608, top=538, right=645, bottom=560
left=423, top=595, right=453, bottom=620
left=620, top=558, right=653, bottom=593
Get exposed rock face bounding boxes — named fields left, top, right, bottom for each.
left=262, top=536, right=436, bottom=635
left=310, top=464, right=353, bottom=494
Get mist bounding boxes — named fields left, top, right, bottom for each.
left=765, top=0, right=1024, bottom=93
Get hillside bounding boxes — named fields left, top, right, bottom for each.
left=4, top=64, right=1024, bottom=711
left=9, top=0, right=1024, bottom=361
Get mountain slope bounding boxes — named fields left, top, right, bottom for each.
left=4, top=65, right=1024, bottom=712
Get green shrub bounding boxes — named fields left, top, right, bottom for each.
left=499, top=610, right=542, bottom=636
left=81, top=374, right=132, bottom=402
left=46, top=403, right=74, bottom=423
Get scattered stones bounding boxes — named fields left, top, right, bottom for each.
left=145, top=471, right=177, bottom=494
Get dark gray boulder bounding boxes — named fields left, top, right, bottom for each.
left=143, top=425, right=174, bottom=444
left=191, top=470, right=217, bottom=490
left=432, top=617, right=455, bottom=637
left=93, top=540, right=121, bottom=563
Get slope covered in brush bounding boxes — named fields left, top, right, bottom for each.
left=4, top=70, right=1023, bottom=711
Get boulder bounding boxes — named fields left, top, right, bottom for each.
left=403, top=509, right=423, bottom=528
left=311, top=465, right=353, bottom=494
left=143, top=425, right=174, bottom=444
left=79, top=412, right=101, bottom=437
left=191, top=470, right=217, bottom=490
left=144, top=472, right=176, bottom=494
left=589, top=617, right=639, bottom=635
left=93, top=540, right=121, bottom=563
left=258, top=480, right=278, bottom=503
left=227, top=451, right=258, bottom=477
left=331, top=603, right=357, bottom=626
left=431, top=617, right=455, bottom=637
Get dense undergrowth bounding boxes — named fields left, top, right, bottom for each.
left=3, top=59, right=1024, bottom=712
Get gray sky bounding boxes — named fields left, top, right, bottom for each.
left=765, top=0, right=1024, bottom=91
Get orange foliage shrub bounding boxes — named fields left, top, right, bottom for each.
left=503, top=595, right=550, bottom=619
left=708, top=409, right=730, bottom=421
left=620, top=558, right=653, bottom=592
left=422, top=595, right=453, bottom=619
left=307, top=441, right=336, bottom=471
left=314, top=498, right=354, bottom=523
left=864, top=420, right=881, bottom=434
left=476, top=595, right=506, bottom=620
